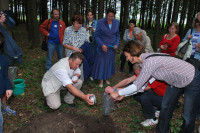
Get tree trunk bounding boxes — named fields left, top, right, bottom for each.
left=179, top=0, right=188, bottom=39
left=185, top=0, right=195, bottom=35
left=63, top=0, right=69, bottom=26
left=109, top=0, right=112, bottom=7
left=166, top=0, right=173, bottom=27
left=141, top=0, right=146, bottom=28
left=162, top=0, right=167, bottom=29
left=40, top=0, right=48, bottom=23
left=120, top=0, right=124, bottom=31
left=86, top=0, right=90, bottom=16
left=92, top=0, right=97, bottom=19
left=10, top=0, right=14, bottom=12
left=148, top=0, right=153, bottom=29
left=27, top=0, right=40, bottom=47
left=153, top=0, right=163, bottom=50
left=122, top=0, right=130, bottom=35
left=98, top=0, right=104, bottom=19
left=171, top=0, right=180, bottom=22
left=0, top=0, right=9, bottom=11
left=22, top=0, right=25, bottom=23
left=76, top=0, right=80, bottom=14
left=70, top=0, right=74, bottom=25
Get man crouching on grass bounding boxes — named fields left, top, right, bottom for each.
left=42, top=52, right=94, bottom=109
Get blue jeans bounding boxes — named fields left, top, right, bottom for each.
left=157, top=69, right=200, bottom=133
left=46, top=42, right=63, bottom=71
left=134, top=91, right=163, bottom=119
left=0, top=99, right=3, bottom=133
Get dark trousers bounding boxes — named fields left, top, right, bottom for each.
left=134, top=91, right=163, bottom=119
left=120, top=53, right=133, bottom=73
left=156, top=69, right=200, bottom=133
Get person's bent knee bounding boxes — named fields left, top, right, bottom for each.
left=47, top=102, right=61, bottom=110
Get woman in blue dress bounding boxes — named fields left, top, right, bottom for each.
left=91, top=8, right=120, bottom=87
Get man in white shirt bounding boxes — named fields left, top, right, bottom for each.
left=42, top=52, right=94, bottom=109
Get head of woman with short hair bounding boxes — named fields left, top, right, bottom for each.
left=168, top=22, right=179, bottom=34
left=106, top=7, right=116, bottom=24
left=193, top=18, right=200, bottom=29
left=72, top=14, right=84, bottom=31
left=87, top=9, right=94, bottom=21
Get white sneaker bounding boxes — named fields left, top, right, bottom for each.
left=155, top=110, right=160, bottom=118
left=140, top=119, right=158, bottom=127
left=90, top=77, right=94, bottom=81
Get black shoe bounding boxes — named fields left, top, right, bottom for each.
left=68, top=103, right=77, bottom=108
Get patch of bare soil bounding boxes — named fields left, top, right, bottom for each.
left=13, top=109, right=120, bottom=133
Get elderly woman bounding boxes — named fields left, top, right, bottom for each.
left=133, top=27, right=154, bottom=53
left=91, top=7, right=120, bottom=87
left=63, top=14, right=89, bottom=81
left=159, top=22, right=180, bottom=56
left=110, top=40, right=200, bottom=132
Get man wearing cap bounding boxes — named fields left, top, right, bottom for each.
left=42, top=52, right=94, bottom=109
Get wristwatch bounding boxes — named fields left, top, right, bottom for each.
left=114, top=88, right=118, bottom=92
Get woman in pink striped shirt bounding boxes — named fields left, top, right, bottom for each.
left=110, top=40, right=200, bottom=133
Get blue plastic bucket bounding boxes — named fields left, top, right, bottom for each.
left=13, top=79, right=25, bottom=95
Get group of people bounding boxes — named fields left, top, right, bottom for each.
left=0, top=4, right=199, bottom=132
left=39, top=7, right=200, bottom=133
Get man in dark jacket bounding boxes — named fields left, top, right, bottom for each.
left=0, top=21, right=13, bottom=132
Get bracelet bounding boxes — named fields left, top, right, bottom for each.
left=114, top=88, right=118, bottom=92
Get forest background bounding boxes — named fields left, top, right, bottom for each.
left=0, top=0, right=199, bottom=50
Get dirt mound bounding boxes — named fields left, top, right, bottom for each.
left=13, top=109, right=120, bottom=133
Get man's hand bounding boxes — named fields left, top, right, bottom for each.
left=105, top=86, right=114, bottom=94
left=0, top=12, right=6, bottom=23
left=102, top=45, right=107, bottom=52
left=6, top=90, right=13, bottom=100
left=85, top=94, right=94, bottom=105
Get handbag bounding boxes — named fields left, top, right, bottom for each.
left=41, top=19, right=50, bottom=51
left=41, top=37, right=48, bottom=51
left=176, top=29, right=193, bottom=59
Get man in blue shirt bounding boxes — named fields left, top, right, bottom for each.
left=40, top=8, right=66, bottom=71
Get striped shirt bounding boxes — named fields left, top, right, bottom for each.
left=191, top=31, right=200, bottom=55
left=135, top=53, right=195, bottom=89
left=119, top=53, right=195, bottom=96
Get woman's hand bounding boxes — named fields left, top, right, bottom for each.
left=196, top=43, right=200, bottom=48
left=187, top=35, right=192, bottom=40
left=105, top=86, right=114, bottom=94
left=102, top=45, right=107, bottom=52
left=73, top=47, right=82, bottom=52
left=114, top=45, right=118, bottom=50
left=160, top=44, right=167, bottom=50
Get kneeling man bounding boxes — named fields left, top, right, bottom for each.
left=42, top=52, right=94, bottom=109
